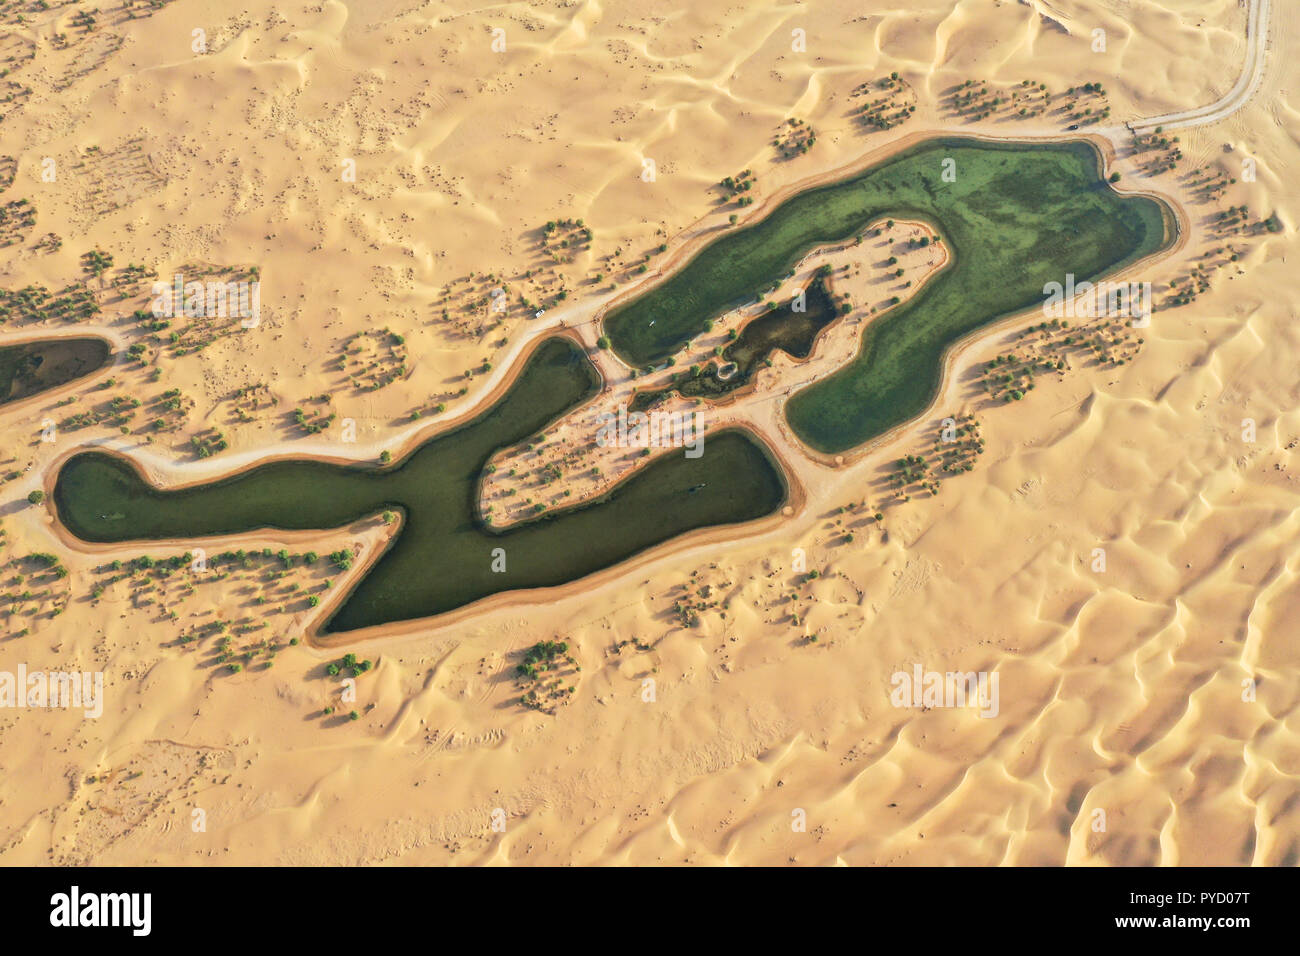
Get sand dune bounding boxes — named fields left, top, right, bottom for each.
left=0, top=0, right=1297, bottom=866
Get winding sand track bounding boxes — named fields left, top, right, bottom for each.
left=1127, top=0, right=1270, bottom=134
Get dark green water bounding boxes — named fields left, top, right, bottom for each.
left=631, top=276, right=840, bottom=411
left=53, top=338, right=787, bottom=633
left=721, top=275, right=839, bottom=367
left=0, top=337, right=112, bottom=404
left=602, top=137, right=1172, bottom=452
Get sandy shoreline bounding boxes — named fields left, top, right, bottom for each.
left=0, top=326, right=125, bottom=418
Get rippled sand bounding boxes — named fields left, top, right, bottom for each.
left=1, top=0, right=1298, bottom=865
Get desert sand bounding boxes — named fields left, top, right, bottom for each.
left=1, top=0, right=1298, bottom=865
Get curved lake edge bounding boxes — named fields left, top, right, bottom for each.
left=0, top=330, right=118, bottom=412
left=626, top=214, right=955, bottom=415
left=45, top=331, right=797, bottom=646
left=46, top=425, right=797, bottom=650
left=314, top=424, right=797, bottom=648
left=44, top=329, right=597, bottom=498
left=785, top=140, right=1184, bottom=464
left=597, top=130, right=1181, bottom=367
left=600, top=130, right=1181, bottom=458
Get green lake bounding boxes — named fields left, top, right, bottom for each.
left=53, top=338, right=788, bottom=633
left=631, top=275, right=841, bottom=411
left=602, top=137, right=1172, bottom=452
left=0, top=337, right=112, bottom=405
